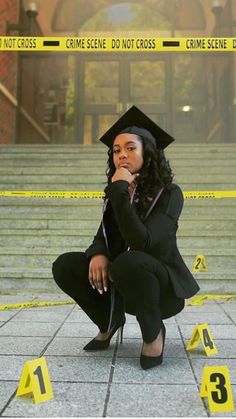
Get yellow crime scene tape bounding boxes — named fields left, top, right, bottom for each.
left=0, top=300, right=75, bottom=311
left=0, top=190, right=236, bottom=199
left=187, top=295, right=236, bottom=306
left=1, top=295, right=236, bottom=310
left=0, top=190, right=104, bottom=199
left=1, top=37, right=236, bottom=52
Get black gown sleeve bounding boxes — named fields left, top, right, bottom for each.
left=104, top=180, right=184, bottom=253
left=85, top=222, right=108, bottom=260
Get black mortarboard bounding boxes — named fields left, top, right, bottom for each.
left=99, top=105, right=174, bottom=149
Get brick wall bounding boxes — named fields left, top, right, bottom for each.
left=0, top=0, right=19, bottom=144
left=0, top=0, right=55, bottom=144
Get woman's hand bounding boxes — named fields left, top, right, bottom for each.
left=112, top=167, right=138, bottom=184
left=88, top=254, right=109, bottom=294
left=112, top=167, right=139, bottom=197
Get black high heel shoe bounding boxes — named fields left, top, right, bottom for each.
left=140, top=322, right=166, bottom=370
left=83, top=319, right=125, bottom=351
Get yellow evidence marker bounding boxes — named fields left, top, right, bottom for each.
left=186, top=323, right=218, bottom=356
left=200, top=366, right=234, bottom=412
left=16, top=357, right=53, bottom=404
left=193, top=254, right=207, bottom=272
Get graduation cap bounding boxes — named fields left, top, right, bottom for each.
left=99, top=105, right=174, bottom=149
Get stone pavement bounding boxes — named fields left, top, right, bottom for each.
left=1, top=292, right=236, bottom=417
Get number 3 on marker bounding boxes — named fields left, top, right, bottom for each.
left=210, top=373, right=228, bottom=404
left=200, top=366, right=234, bottom=412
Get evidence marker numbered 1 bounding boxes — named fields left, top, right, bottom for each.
left=200, top=366, right=234, bottom=412
left=16, top=357, right=53, bottom=404
left=186, top=323, right=217, bottom=356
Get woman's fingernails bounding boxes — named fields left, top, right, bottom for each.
left=92, top=285, right=95, bottom=289
left=104, top=287, right=107, bottom=292
left=98, top=289, right=103, bottom=294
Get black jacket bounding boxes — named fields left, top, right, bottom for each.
left=85, top=180, right=200, bottom=318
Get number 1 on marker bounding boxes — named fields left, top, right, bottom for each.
left=33, top=365, right=46, bottom=394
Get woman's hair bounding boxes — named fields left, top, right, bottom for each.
left=105, top=135, right=174, bottom=219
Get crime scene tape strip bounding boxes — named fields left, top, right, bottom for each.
left=1, top=295, right=236, bottom=310
left=187, top=295, right=236, bottom=306
left=0, top=191, right=104, bottom=199
left=1, top=37, right=236, bottom=52
left=0, top=191, right=236, bottom=199
left=0, top=300, right=75, bottom=311
left=184, top=191, right=236, bottom=199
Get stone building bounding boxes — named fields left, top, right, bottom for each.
left=0, top=0, right=236, bottom=144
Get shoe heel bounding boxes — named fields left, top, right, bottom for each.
left=119, top=325, right=124, bottom=344
left=83, top=319, right=125, bottom=351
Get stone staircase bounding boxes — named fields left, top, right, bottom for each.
left=0, top=143, right=236, bottom=294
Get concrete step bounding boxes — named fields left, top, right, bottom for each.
left=0, top=183, right=235, bottom=190
left=0, top=143, right=235, bottom=150
left=0, top=145, right=235, bottom=154
left=0, top=143, right=235, bottom=293
left=0, top=253, right=234, bottom=270
left=0, top=198, right=102, bottom=207
left=0, top=159, right=234, bottom=167
left=1, top=276, right=235, bottom=293
left=0, top=204, right=235, bottom=220
left=1, top=151, right=236, bottom=160
left=0, top=159, right=107, bottom=167
left=1, top=197, right=236, bottom=207
left=0, top=235, right=235, bottom=248
left=0, top=220, right=99, bottom=230
left=1, top=266, right=235, bottom=280
left=0, top=205, right=101, bottom=218
left=0, top=174, right=235, bottom=184
left=1, top=165, right=235, bottom=175
left=0, top=219, right=235, bottom=232
left=0, top=174, right=107, bottom=183
left=0, top=183, right=108, bottom=190
left=0, top=246, right=234, bottom=257
left=1, top=143, right=236, bottom=149
left=0, top=235, right=91, bottom=247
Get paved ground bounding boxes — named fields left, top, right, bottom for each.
left=1, top=292, right=236, bottom=417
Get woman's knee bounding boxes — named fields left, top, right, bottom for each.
left=52, top=251, right=87, bottom=287
left=110, top=251, right=168, bottom=288
left=110, top=251, right=146, bottom=283
left=52, top=252, right=70, bottom=286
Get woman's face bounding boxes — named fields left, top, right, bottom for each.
left=112, top=133, right=144, bottom=174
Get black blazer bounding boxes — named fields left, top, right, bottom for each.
left=86, top=180, right=200, bottom=318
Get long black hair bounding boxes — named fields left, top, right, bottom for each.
left=105, top=135, right=174, bottom=219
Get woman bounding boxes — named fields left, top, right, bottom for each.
left=52, top=106, right=200, bottom=370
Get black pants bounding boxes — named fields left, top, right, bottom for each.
left=52, top=250, right=169, bottom=343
